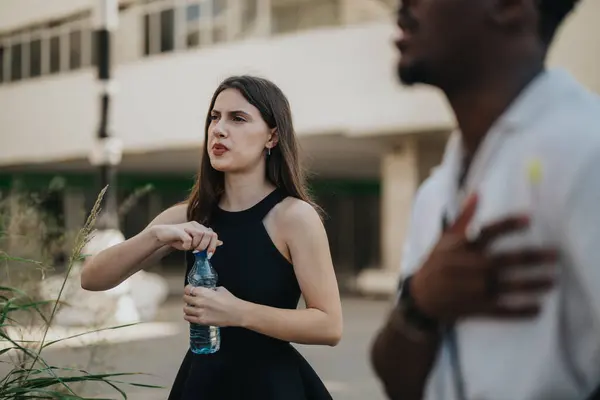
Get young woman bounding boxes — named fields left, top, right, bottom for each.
left=81, top=75, right=343, bottom=399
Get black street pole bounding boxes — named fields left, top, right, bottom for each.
left=91, top=0, right=121, bottom=231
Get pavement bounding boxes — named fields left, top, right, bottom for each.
left=29, top=295, right=394, bottom=400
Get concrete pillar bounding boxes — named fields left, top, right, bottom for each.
left=257, top=0, right=272, bottom=36
left=337, top=195, right=356, bottom=275
left=380, top=139, right=419, bottom=274
left=355, top=137, right=419, bottom=296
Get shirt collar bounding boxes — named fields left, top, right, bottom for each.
left=494, top=68, right=577, bottom=134
left=437, top=68, right=577, bottom=219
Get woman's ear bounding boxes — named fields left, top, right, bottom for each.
left=267, top=128, right=279, bottom=149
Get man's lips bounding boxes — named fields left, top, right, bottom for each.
left=396, top=9, right=419, bottom=50
left=395, top=33, right=410, bottom=52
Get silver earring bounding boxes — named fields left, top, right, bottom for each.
left=267, top=148, right=271, bottom=156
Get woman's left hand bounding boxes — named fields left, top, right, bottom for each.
left=183, top=285, right=246, bottom=327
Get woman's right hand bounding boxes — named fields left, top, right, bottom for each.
left=150, top=221, right=222, bottom=256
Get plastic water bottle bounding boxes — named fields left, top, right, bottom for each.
left=187, top=249, right=220, bottom=354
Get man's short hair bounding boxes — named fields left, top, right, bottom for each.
left=538, top=0, right=581, bottom=43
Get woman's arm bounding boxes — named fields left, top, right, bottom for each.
left=81, top=204, right=187, bottom=291
left=239, top=199, right=343, bottom=346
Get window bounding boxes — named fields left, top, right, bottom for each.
left=241, top=0, right=258, bottom=34
left=0, top=12, right=96, bottom=84
left=213, top=0, right=227, bottom=15
left=49, top=36, right=61, bottom=74
left=29, top=37, right=42, bottom=77
left=272, top=0, right=341, bottom=34
left=212, top=0, right=228, bottom=44
left=140, top=0, right=261, bottom=56
left=142, top=10, right=171, bottom=56
left=90, top=30, right=98, bottom=66
left=213, top=24, right=226, bottom=44
left=0, top=0, right=275, bottom=83
left=69, top=30, right=82, bottom=70
left=186, top=3, right=201, bottom=48
left=0, top=45, right=4, bottom=83
left=159, top=8, right=175, bottom=53
left=78, top=28, right=92, bottom=67
left=142, top=3, right=178, bottom=56
left=10, top=43, right=22, bottom=81
left=143, top=14, right=151, bottom=55
left=187, top=3, right=201, bottom=21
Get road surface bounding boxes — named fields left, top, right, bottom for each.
left=8, top=296, right=393, bottom=400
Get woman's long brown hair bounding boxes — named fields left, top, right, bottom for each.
left=186, top=75, right=318, bottom=224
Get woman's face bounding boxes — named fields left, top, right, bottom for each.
left=207, top=88, right=274, bottom=173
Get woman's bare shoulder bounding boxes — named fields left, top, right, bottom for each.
left=274, top=197, right=322, bottom=232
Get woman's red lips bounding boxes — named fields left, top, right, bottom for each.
left=212, top=143, right=229, bottom=156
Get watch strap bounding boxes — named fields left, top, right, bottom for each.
left=398, top=275, right=439, bottom=333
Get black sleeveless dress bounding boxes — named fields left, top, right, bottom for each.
left=168, top=189, right=333, bottom=400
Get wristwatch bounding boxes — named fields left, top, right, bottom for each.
left=397, top=274, right=439, bottom=333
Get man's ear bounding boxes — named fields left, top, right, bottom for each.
left=486, top=0, right=535, bottom=32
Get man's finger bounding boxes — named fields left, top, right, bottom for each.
left=449, top=193, right=478, bottom=235
left=489, top=248, right=558, bottom=269
left=497, top=276, right=555, bottom=295
left=487, top=303, right=541, bottom=319
left=475, top=216, right=530, bottom=247
left=470, top=302, right=542, bottom=319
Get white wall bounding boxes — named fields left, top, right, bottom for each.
left=548, top=0, right=600, bottom=94
left=0, top=0, right=139, bottom=31
left=0, top=22, right=453, bottom=166
left=1, top=0, right=598, bottom=168
left=0, top=0, right=93, bottom=31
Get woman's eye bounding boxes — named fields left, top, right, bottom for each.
left=210, top=115, right=219, bottom=121
left=232, top=116, right=246, bottom=122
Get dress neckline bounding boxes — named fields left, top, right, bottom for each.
left=213, top=188, right=286, bottom=224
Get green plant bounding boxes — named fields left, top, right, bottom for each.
left=0, top=186, right=161, bottom=399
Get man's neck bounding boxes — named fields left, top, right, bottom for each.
left=444, top=61, right=544, bottom=158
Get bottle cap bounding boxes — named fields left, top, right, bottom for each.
left=193, top=249, right=208, bottom=257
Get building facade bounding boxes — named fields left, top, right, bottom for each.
left=1, top=0, right=598, bottom=294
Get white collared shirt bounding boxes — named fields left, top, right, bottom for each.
left=401, top=69, right=600, bottom=400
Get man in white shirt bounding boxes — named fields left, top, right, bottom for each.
left=370, top=0, right=600, bottom=399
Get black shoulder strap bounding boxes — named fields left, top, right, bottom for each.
left=254, top=188, right=287, bottom=221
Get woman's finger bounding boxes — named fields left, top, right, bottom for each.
left=207, top=232, right=220, bottom=258
left=183, top=294, right=200, bottom=305
left=183, top=305, right=200, bottom=316
left=184, top=226, right=207, bottom=247
left=195, top=233, right=212, bottom=252
left=190, top=231, right=205, bottom=250
left=177, top=230, right=193, bottom=250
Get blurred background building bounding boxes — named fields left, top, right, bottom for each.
left=1, top=0, right=598, bottom=296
